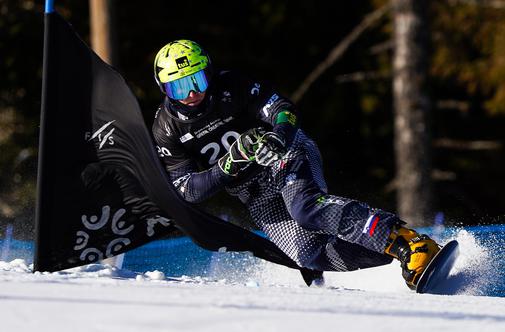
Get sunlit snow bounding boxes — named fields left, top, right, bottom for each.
left=1, top=230, right=504, bottom=332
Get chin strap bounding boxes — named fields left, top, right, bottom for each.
left=165, top=94, right=211, bottom=120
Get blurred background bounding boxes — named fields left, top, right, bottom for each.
left=1, top=0, right=504, bottom=241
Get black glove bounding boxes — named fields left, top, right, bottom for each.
left=255, top=131, right=287, bottom=166
left=218, top=128, right=265, bottom=176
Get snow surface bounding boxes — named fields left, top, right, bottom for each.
left=1, top=230, right=504, bottom=332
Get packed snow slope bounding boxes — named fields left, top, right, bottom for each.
left=1, top=229, right=504, bottom=332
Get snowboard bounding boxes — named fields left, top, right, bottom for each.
left=415, top=240, right=459, bottom=294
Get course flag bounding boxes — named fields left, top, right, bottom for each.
left=35, top=8, right=300, bottom=272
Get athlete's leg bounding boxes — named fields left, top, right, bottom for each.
left=275, top=131, right=398, bottom=253
left=275, top=131, right=440, bottom=287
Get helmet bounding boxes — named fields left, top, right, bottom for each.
left=154, top=40, right=212, bottom=99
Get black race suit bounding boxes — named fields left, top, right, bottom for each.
left=152, top=70, right=397, bottom=271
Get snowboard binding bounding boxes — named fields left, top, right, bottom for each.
left=385, top=226, right=441, bottom=289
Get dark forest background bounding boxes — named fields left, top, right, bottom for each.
left=1, top=0, right=504, bottom=240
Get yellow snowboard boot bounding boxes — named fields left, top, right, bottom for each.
left=385, top=226, right=441, bottom=289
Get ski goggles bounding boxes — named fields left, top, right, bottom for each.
left=164, top=69, right=209, bottom=100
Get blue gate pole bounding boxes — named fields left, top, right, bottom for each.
left=1, top=224, right=14, bottom=261
left=45, top=0, right=55, bottom=14
left=432, top=211, right=445, bottom=241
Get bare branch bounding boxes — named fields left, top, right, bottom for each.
left=436, top=100, right=470, bottom=113
left=385, top=169, right=458, bottom=192
left=447, top=0, right=505, bottom=9
left=335, top=71, right=390, bottom=83
left=291, top=4, right=392, bottom=103
left=433, top=138, right=503, bottom=150
left=369, top=40, right=394, bottom=55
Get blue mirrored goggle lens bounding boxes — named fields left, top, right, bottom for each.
left=165, top=70, right=209, bottom=100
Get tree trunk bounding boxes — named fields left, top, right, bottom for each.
left=392, top=0, right=433, bottom=226
left=89, top=0, right=117, bottom=67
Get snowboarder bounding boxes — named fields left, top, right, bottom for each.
left=151, top=39, right=440, bottom=289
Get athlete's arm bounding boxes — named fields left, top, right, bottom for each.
left=241, top=74, right=299, bottom=146
left=155, top=137, right=234, bottom=204
left=152, top=114, right=234, bottom=203
left=168, top=162, right=233, bottom=203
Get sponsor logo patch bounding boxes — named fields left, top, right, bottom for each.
left=163, top=123, right=172, bottom=137
left=156, top=145, right=172, bottom=157
left=221, top=91, right=232, bottom=103
left=173, top=174, right=191, bottom=192
left=176, top=56, right=190, bottom=69
left=286, top=173, right=297, bottom=185
left=262, top=93, right=279, bottom=117
left=316, top=196, right=345, bottom=206
left=194, top=117, right=233, bottom=138
left=180, top=132, right=194, bottom=143
left=251, top=83, right=261, bottom=95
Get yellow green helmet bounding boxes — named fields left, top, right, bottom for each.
left=154, top=40, right=212, bottom=98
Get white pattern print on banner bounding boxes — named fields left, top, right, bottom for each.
left=74, top=205, right=134, bottom=262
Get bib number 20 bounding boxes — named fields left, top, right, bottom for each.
left=200, top=131, right=240, bottom=165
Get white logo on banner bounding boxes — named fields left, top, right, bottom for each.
left=85, top=120, right=116, bottom=149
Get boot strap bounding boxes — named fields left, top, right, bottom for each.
left=410, top=234, right=430, bottom=243
left=411, top=245, right=429, bottom=254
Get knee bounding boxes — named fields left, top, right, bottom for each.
left=289, top=192, right=324, bottom=231
left=342, top=200, right=370, bottom=221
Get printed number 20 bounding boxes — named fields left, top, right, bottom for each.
left=200, top=131, right=240, bottom=165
